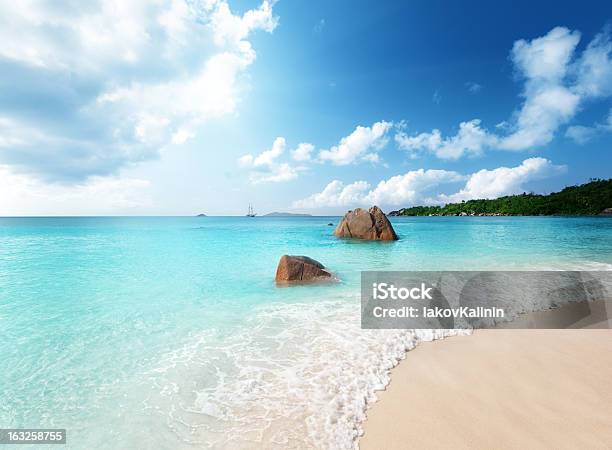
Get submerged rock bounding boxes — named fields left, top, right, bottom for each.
left=334, top=206, right=398, bottom=240
left=275, top=255, right=333, bottom=283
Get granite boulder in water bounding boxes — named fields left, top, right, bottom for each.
left=275, top=255, right=333, bottom=283
left=334, top=206, right=398, bottom=240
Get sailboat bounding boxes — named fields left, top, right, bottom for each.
left=246, top=203, right=257, bottom=217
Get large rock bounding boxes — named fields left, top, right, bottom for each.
left=275, top=255, right=333, bottom=283
left=334, top=206, right=398, bottom=240
left=601, top=208, right=612, bottom=215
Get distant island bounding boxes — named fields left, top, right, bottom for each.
left=389, top=178, right=612, bottom=217
left=196, top=213, right=207, bottom=217
left=264, top=212, right=313, bottom=217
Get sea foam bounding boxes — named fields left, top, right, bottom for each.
left=147, top=293, right=466, bottom=449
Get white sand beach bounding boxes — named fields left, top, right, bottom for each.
left=360, top=327, right=612, bottom=449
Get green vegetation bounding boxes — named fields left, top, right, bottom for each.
left=390, top=178, right=612, bottom=216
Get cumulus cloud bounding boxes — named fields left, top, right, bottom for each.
left=440, top=158, right=566, bottom=203
left=237, top=121, right=395, bottom=183
left=293, top=158, right=565, bottom=209
left=396, top=26, right=612, bottom=160
left=396, top=119, right=496, bottom=159
left=497, top=85, right=579, bottom=150
left=364, top=169, right=466, bottom=206
left=240, top=137, right=286, bottom=167
left=293, top=180, right=371, bottom=208
left=0, top=0, right=278, bottom=181
left=291, top=143, right=315, bottom=162
left=248, top=163, right=300, bottom=183
left=239, top=137, right=304, bottom=183
left=496, top=27, right=581, bottom=151
left=511, top=27, right=580, bottom=82
left=293, top=169, right=462, bottom=209
left=318, top=121, right=392, bottom=165
left=573, top=27, right=612, bottom=98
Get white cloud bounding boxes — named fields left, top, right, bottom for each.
left=92, top=0, right=278, bottom=152
left=574, top=28, right=612, bottom=98
left=253, top=137, right=286, bottom=166
left=0, top=0, right=277, bottom=71
left=497, top=85, right=579, bottom=150
left=95, top=50, right=254, bottom=149
left=497, top=27, right=581, bottom=150
left=239, top=120, right=393, bottom=179
left=293, top=180, right=371, bottom=208
left=171, top=128, right=196, bottom=144
left=239, top=136, right=284, bottom=167
left=0, top=165, right=152, bottom=215
left=466, top=82, right=482, bottom=93
left=364, top=169, right=465, bottom=206
left=239, top=137, right=302, bottom=183
left=565, top=108, right=612, bottom=144
left=318, top=121, right=392, bottom=165
left=293, top=169, right=463, bottom=209
left=248, top=163, right=300, bottom=184
left=210, top=0, right=277, bottom=48
left=0, top=0, right=278, bottom=180
left=511, top=27, right=580, bottom=83
left=294, top=158, right=565, bottom=210
left=291, top=143, right=315, bottom=162
left=395, top=119, right=496, bottom=159
left=395, top=129, right=442, bottom=154
left=0, top=1, right=152, bottom=70
left=440, top=158, right=566, bottom=203
left=565, top=125, right=599, bottom=145
left=237, top=120, right=394, bottom=182
left=396, top=26, right=612, bottom=160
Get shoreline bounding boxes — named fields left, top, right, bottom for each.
left=360, top=301, right=612, bottom=449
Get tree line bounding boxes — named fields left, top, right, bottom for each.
left=389, top=178, right=612, bottom=216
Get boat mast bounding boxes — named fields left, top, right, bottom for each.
left=247, top=203, right=255, bottom=216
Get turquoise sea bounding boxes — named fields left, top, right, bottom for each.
left=1, top=216, right=611, bottom=449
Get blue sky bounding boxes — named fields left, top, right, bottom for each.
left=0, top=0, right=610, bottom=215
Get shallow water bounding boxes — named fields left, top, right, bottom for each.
left=0, top=216, right=611, bottom=448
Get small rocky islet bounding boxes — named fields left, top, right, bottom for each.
left=333, top=205, right=398, bottom=241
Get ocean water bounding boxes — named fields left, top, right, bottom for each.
left=1, top=216, right=611, bottom=449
